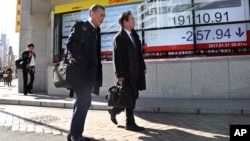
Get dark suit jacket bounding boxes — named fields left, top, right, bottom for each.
left=21, top=50, right=36, bottom=70
left=67, top=21, right=102, bottom=95
left=113, top=29, right=146, bottom=98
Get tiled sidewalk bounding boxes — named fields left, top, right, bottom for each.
left=1, top=105, right=250, bottom=141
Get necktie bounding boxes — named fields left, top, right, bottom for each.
left=130, top=33, right=136, bottom=48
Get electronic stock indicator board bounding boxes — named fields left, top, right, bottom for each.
left=142, top=0, right=250, bottom=58
left=62, top=0, right=250, bottom=60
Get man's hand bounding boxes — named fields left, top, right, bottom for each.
left=29, top=52, right=32, bottom=58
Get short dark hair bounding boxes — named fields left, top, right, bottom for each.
left=28, top=43, right=34, bottom=48
left=89, top=4, right=105, bottom=13
left=118, top=10, right=132, bottom=27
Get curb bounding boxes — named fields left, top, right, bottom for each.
left=1, top=98, right=250, bottom=115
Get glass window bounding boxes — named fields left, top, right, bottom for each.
left=53, top=14, right=62, bottom=62
left=53, top=0, right=250, bottom=61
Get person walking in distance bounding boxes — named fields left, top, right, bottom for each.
left=108, top=10, right=147, bottom=132
left=22, top=43, right=36, bottom=95
left=66, top=4, right=105, bottom=141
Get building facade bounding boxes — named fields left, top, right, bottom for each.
left=18, top=0, right=250, bottom=99
left=0, top=33, right=8, bottom=70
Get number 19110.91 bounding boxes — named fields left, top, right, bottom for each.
left=172, top=11, right=229, bottom=25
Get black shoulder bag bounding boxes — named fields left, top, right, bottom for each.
left=53, top=51, right=72, bottom=88
left=15, top=58, right=23, bottom=69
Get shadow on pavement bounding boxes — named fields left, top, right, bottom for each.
left=140, top=128, right=228, bottom=141
left=133, top=112, right=250, bottom=141
left=116, top=122, right=228, bottom=141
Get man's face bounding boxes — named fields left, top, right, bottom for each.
left=124, top=14, right=135, bottom=31
left=91, top=8, right=105, bottom=27
left=28, top=46, right=34, bottom=52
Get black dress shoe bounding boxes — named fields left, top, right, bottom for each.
left=67, top=135, right=73, bottom=141
left=68, top=136, right=85, bottom=141
left=67, top=135, right=71, bottom=141
left=68, top=135, right=96, bottom=141
left=108, top=109, right=118, bottom=125
left=126, top=124, right=145, bottom=132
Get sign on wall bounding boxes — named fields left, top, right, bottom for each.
left=15, top=0, right=21, bottom=32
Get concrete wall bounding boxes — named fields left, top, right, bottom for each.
left=48, top=56, right=250, bottom=99
left=18, top=0, right=48, bottom=93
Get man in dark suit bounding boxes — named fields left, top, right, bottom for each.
left=66, top=4, right=105, bottom=141
left=109, top=10, right=147, bottom=132
left=21, top=43, right=36, bottom=95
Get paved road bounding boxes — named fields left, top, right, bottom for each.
left=1, top=104, right=250, bottom=141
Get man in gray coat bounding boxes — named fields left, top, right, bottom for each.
left=66, top=4, right=105, bottom=141
left=109, top=10, right=147, bottom=132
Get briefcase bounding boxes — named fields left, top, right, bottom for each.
left=106, top=82, right=133, bottom=108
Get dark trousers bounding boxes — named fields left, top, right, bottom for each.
left=22, top=66, right=35, bottom=94
left=69, top=83, right=92, bottom=138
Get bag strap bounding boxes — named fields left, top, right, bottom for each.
left=65, top=50, right=69, bottom=59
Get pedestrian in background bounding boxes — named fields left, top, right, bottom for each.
left=21, top=43, right=36, bottom=95
left=108, top=10, right=147, bottom=132
left=3, top=66, right=13, bottom=87
left=66, top=4, right=105, bottom=141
